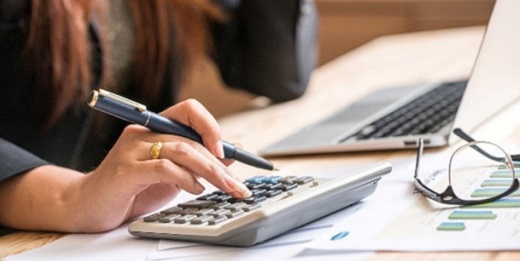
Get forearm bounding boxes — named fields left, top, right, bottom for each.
left=0, top=164, right=176, bottom=234
left=0, top=165, right=88, bottom=232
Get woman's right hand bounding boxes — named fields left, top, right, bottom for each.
left=0, top=99, right=251, bottom=233
left=75, top=99, right=252, bottom=232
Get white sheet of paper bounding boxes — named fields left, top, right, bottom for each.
left=306, top=143, right=520, bottom=252
left=5, top=226, right=155, bottom=261
left=146, top=197, right=372, bottom=260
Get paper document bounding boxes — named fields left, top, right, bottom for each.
left=145, top=164, right=381, bottom=260
left=146, top=201, right=375, bottom=260
left=5, top=226, right=155, bottom=261
left=307, top=146, right=520, bottom=252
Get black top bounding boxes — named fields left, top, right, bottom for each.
left=0, top=0, right=318, bottom=182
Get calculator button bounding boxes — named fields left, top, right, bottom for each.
left=223, top=202, right=248, bottom=211
left=265, top=176, right=282, bottom=183
left=208, top=202, right=231, bottom=209
left=174, top=215, right=197, bottom=224
left=263, top=190, right=282, bottom=198
left=196, top=194, right=218, bottom=201
left=214, top=194, right=233, bottom=202
left=265, top=183, right=283, bottom=190
left=193, top=208, right=214, bottom=216
left=160, top=206, right=182, bottom=214
left=251, top=189, right=267, bottom=196
left=280, top=183, right=298, bottom=191
left=243, top=196, right=267, bottom=204
left=208, top=209, right=231, bottom=218
left=190, top=215, right=213, bottom=225
left=176, top=208, right=199, bottom=215
left=143, top=213, right=165, bottom=222
left=178, top=200, right=216, bottom=208
left=243, top=204, right=261, bottom=212
left=246, top=176, right=268, bottom=184
left=246, top=183, right=267, bottom=190
left=279, top=176, right=298, bottom=184
left=158, top=214, right=181, bottom=223
left=208, top=216, right=227, bottom=225
left=226, top=209, right=244, bottom=218
left=294, top=176, right=314, bottom=184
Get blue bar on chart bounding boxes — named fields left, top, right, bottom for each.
left=437, top=222, right=465, bottom=231
left=448, top=210, right=497, bottom=220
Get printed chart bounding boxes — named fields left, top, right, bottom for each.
left=308, top=151, right=520, bottom=252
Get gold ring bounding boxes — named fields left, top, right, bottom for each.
left=150, top=142, right=163, bottom=160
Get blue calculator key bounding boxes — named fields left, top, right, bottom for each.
left=246, top=176, right=268, bottom=184
left=265, top=176, right=283, bottom=183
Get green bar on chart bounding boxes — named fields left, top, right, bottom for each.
left=481, top=179, right=513, bottom=187
left=498, top=163, right=520, bottom=169
left=448, top=210, right=497, bottom=220
left=462, top=198, right=520, bottom=208
left=472, top=188, right=520, bottom=198
left=437, top=222, right=465, bottom=231
left=490, top=169, right=519, bottom=178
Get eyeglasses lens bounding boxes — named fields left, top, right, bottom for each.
left=449, top=142, right=516, bottom=201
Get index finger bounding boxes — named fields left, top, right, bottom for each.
left=159, top=99, right=224, bottom=158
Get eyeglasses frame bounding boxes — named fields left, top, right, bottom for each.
left=413, top=128, right=519, bottom=205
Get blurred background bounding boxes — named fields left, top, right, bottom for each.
left=180, top=0, right=495, bottom=118
left=316, top=0, right=494, bottom=65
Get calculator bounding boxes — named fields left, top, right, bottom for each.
left=128, top=162, right=392, bottom=246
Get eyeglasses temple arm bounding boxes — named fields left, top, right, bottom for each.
left=453, top=128, right=508, bottom=163
left=414, top=138, right=424, bottom=179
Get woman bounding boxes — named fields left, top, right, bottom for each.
left=0, top=0, right=317, bottom=234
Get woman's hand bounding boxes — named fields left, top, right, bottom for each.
left=78, top=99, right=251, bottom=232
left=0, top=99, right=251, bottom=233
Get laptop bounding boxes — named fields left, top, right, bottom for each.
left=260, top=0, right=520, bottom=157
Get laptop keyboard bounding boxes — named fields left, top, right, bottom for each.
left=352, top=80, right=468, bottom=140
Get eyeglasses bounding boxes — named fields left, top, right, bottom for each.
left=414, top=128, right=520, bottom=206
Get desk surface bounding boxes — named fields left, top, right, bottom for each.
left=1, top=26, right=519, bottom=260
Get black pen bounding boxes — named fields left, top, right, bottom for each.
left=87, top=89, right=276, bottom=171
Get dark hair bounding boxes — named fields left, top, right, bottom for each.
left=24, top=0, right=224, bottom=128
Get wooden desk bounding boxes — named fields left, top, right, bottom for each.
left=1, top=26, right=519, bottom=260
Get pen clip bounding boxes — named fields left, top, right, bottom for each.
left=91, top=89, right=147, bottom=112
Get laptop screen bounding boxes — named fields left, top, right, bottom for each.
left=451, top=0, right=520, bottom=143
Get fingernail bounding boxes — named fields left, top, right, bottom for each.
left=216, top=141, right=225, bottom=158
left=194, top=182, right=205, bottom=194
left=223, top=173, right=252, bottom=198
